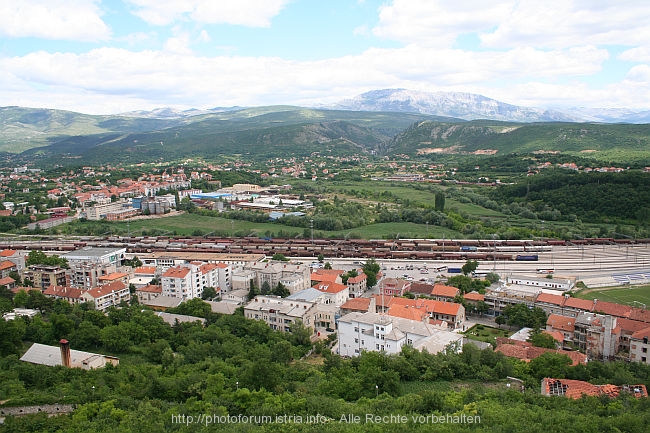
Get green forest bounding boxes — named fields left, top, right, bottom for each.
left=1, top=296, right=650, bottom=432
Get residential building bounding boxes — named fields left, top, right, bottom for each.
left=340, top=297, right=375, bottom=316
left=0, top=249, right=25, bottom=272
left=62, top=247, right=126, bottom=289
left=506, top=275, right=574, bottom=292
left=629, top=327, right=650, bottom=364
left=312, top=281, right=349, bottom=306
left=161, top=266, right=195, bottom=300
left=0, top=260, right=18, bottom=279
left=98, top=272, right=130, bottom=286
left=80, top=281, right=131, bottom=312
left=337, top=311, right=462, bottom=357
left=26, top=265, right=68, bottom=290
left=346, top=273, right=367, bottom=298
left=244, top=295, right=317, bottom=333
left=573, top=313, right=619, bottom=360
left=380, top=278, right=411, bottom=297
left=135, top=284, right=162, bottom=303
left=495, top=338, right=587, bottom=365
left=43, top=285, right=85, bottom=305
left=546, top=314, right=576, bottom=348
left=129, top=266, right=158, bottom=288
left=431, top=284, right=460, bottom=302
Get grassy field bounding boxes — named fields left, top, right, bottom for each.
left=109, top=213, right=464, bottom=239
left=463, top=324, right=513, bottom=344
left=574, top=284, right=650, bottom=308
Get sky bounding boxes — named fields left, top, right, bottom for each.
left=1, top=0, right=650, bottom=115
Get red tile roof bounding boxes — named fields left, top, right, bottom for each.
left=617, top=318, right=649, bottom=334
left=162, top=266, right=190, bottom=278
left=136, top=284, right=162, bottom=294
left=628, top=308, right=650, bottom=323
left=593, top=300, right=633, bottom=318
left=432, top=284, right=460, bottom=298
left=134, top=266, right=157, bottom=275
left=0, top=249, right=17, bottom=257
left=631, top=326, right=650, bottom=340
left=542, top=378, right=648, bottom=399
left=0, top=276, right=15, bottom=286
left=311, top=269, right=344, bottom=283
left=0, top=260, right=17, bottom=271
left=463, top=291, right=484, bottom=302
left=86, top=281, right=127, bottom=298
left=543, top=330, right=564, bottom=343
left=388, top=304, right=428, bottom=321
left=347, top=274, right=366, bottom=284
left=408, top=282, right=435, bottom=295
left=563, top=297, right=595, bottom=311
left=340, top=297, right=371, bottom=312
left=98, top=272, right=129, bottom=281
left=546, top=314, right=576, bottom=333
left=495, top=338, right=587, bottom=365
left=43, top=285, right=84, bottom=299
left=535, top=292, right=565, bottom=306
left=312, top=282, right=348, bottom=294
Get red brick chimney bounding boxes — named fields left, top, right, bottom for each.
left=59, top=339, right=71, bottom=368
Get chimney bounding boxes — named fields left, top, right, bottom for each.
left=59, top=339, right=71, bottom=368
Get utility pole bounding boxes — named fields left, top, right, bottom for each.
left=310, top=219, right=314, bottom=244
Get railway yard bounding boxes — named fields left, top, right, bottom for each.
left=2, top=235, right=649, bottom=288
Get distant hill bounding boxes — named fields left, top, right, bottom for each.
left=330, top=89, right=650, bottom=123
left=2, top=99, right=649, bottom=167
left=387, top=120, right=650, bottom=162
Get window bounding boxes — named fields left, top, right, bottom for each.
left=643, top=347, right=648, bottom=353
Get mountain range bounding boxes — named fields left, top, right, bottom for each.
left=1, top=89, right=649, bottom=167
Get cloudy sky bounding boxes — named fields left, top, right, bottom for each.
left=1, top=0, right=650, bottom=114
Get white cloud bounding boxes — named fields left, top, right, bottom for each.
left=126, top=0, right=290, bottom=27
left=619, top=47, right=650, bottom=63
left=373, top=0, right=511, bottom=47
left=372, top=0, right=650, bottom=50
left=0, top=0, right=110, bottom=41
left=0, top=40, right=632, bottom=114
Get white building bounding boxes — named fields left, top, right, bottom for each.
left=337, top=311, right=462, bottom=357
left=244, top=295, right=317, bottom=332
left=80, top=281, right=131, bottom=312
left=506, top=275, right=574, bottom=292
left=161, top=261, right=232, bottom=300
left=630, top=327, right=650, bottom=364
left=62, top=247, right=126, bottom=289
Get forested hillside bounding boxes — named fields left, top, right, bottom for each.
left=1, top=298, right=650, bottom=432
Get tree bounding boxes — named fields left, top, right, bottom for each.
left=317, top=253, right=325, bottom=263
left=530, top=331, right=557, bottom=349
left=324, top=262, right=332, bottom=270
left=261, top=281, right=271, bottom=295
left=12, top=289, right=29, bottom=308
left=435, top=191, right=446, bottom=212
left=271, top=253, right=289, bottom=262
left=495, top=315, right=506, bottom=328
left=362, top=258, right=381, bottom=288
left=462, top=259, right=478, bottom=276
left=247, top=281, right=259, bottom=301
left=202, top=286, right=217, bottom=300
left=272, top=282, right=290, bottom=298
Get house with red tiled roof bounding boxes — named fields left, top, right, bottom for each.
left=340, top=297, right=375, bottom=315
left=534, top=293, right=566, bottom=316
left=81, top=281, right=130, bottom=312
left=546, top=314, right=576, bottom=346
left=379, top=296, right=466, bottom=330
left=161, top=266, right=193, bottom=299
left=0, top=276, right=16, bottom=290
left=0, top=260, right=18, bottom=279
left=380, top=278, right=411, bottom=297
left=310, top=269, right=344, bottom=284
left=135, top=284, right=162, bottom=303
left=628, top=307, right=650, bottom=323
left=593, top=300, right=633, bottom=319
left=0, top=249, right=25, bottom=272
left=346, top=273, right=367, bottom=298
left=617, top=318, right=650, bottom=353
left=388, top=304, right=429, bottom=322
left=629, top=326, right=650, bottom=364
left=543, top=330, right=565, bottom=345
left=43, top=285, right=85, bottom=304
left=408, top=282, right=435, bottom=297
left=431, top=284, right=460, bottom=302
left=98, top=272, right=130, bottom=286
left=495, top=338, right=587, bottom=365
left=542, top=378, right=647, bottom=399
left=312, top=281, right=349, bottom=306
